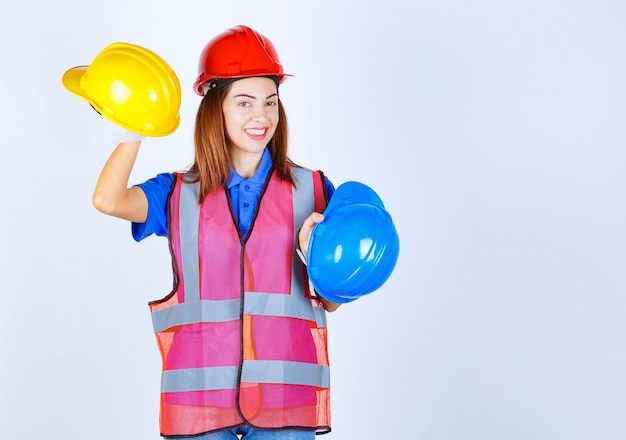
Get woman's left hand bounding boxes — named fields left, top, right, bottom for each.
left=298, top=211, right=340, bottom=312
left=298, top=212, right=324, bottom=260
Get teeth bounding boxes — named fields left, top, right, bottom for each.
left=246, top=129, right=265, bottom=136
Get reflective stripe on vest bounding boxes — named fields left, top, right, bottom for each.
left=162, top=361, right=330, bottom=392
left=152, top=293, right=328, bottom=332
left=150, top=167, right=331, bottom=437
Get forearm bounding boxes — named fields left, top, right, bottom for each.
left=92, top=140, right=147, bottom=222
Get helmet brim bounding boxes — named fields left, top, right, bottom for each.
left=62, top=66, right=89, bottom=100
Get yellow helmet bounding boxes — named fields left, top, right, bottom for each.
left=62, top=42, right=181, bottom=137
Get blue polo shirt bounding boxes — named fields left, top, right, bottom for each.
left=132, top=148, right=334, bottom=241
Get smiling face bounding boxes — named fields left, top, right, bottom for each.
left=222, top=77, right=279, bottom=173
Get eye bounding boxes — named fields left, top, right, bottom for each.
left=238, top=101, right=251, bottom=107
left=266, top=100, right=278, bottom=107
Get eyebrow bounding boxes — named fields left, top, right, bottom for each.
left=233, top=93, right=279, bottom=100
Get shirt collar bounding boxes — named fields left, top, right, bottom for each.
left=227, top=148, right=273, bottom=189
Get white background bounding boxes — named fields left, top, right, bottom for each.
left=2, top=1, right=626, bottom=439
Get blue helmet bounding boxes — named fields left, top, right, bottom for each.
left=306, top=181, right=400, bottom=303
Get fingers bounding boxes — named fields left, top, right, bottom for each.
left=300, top=213, right=324, bottom=240
left=303, top=212, right=324, bottom=230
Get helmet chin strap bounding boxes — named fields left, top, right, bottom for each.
left=296, top=248, right=307, bottom=266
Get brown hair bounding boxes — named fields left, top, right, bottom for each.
left=187, top=82, right=297, bottom=203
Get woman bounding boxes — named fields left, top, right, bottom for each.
left=93, top=25, right=339, bottom=439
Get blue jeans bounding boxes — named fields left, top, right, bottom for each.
left=173, top=425, right=316, bottom=439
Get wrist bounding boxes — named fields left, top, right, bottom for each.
left=115, top=130, right=145, bottom=144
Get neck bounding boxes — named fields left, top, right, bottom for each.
left=230, top=150, right=264, bottom=179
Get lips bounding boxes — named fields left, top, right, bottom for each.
left=245, top=128, right=268, bottom=140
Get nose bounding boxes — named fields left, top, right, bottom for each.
left=251, top=105, right=269, bottom=122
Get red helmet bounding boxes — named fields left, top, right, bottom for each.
left=194, top=25, right=291, bottom=96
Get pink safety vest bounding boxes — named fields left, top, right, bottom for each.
left=149, top=167, right=331, bottom=437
